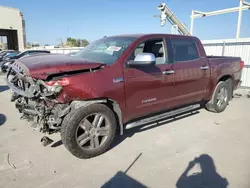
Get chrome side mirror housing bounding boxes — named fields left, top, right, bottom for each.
left=128, top=53, right=156, bottom=66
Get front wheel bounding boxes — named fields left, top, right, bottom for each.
left=205, top=81, right=230, bottom=113
left=61, top=103, right=117, bottom=159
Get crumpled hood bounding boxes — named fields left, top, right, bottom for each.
left=12, top=54, right=104, bottom=79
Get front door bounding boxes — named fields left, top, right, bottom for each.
left=123, top=38, right=175, bottom=121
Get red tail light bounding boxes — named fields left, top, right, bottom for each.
left=46, top=78, right=69, bottom=86
left=240, top=61, right=244, bottom=69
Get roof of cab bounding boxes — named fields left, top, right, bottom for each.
left=108, top=33, right=196, bottom=40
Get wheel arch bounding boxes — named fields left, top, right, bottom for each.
left=70, top=98, right=124, bottom=135
left=217, top=74, right=233, bottom=83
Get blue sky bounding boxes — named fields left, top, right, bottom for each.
left=1, top=0, right=249, bottom=45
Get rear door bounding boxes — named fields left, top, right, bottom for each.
left=170, top=37, right=210, bottom=106
left=123, top=37, right=175, bottom=120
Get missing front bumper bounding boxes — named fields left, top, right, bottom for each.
left=5, top=66, right=68, bottom=134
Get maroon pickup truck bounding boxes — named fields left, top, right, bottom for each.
left=5, top=34, right=244, bottom=158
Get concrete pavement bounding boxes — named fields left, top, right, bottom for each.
left=0, top=75, right=250, bottom=188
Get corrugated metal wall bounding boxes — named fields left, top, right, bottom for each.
left=203, top=38, right=250, bottom=87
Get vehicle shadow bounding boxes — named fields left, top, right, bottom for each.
left=101, top=171, right=147, bottom=188
left=109, top=111, right=200, bottom=151
left=0, top=113, right=6, bottom=126
left=51, top=111, right=200, bottom=149
left=0, top=85, right=9, bottom=92
left=101, top=153, right=148, bottom=188
left=176, top=154, right=229, bottom=188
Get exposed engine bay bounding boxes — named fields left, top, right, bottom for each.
left=5, top=63, right=70, bottom=134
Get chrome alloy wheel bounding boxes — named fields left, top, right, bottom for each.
left=216, top=87, right=228, bottom=108
left=75, top=113, right=111, bottom=150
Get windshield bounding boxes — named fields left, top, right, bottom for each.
left=74, top=37, right=137, bottom=65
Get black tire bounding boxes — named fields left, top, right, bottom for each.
left=61, top=103, right=117, bottom=159
left=205, top=81, right=230, bottom=113
left=225, top=78, right=233, bottom=100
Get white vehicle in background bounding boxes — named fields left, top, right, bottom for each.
left=67, top=51, right=78, bottom=56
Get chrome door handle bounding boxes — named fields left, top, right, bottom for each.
left=200, top=66, right=209, bottom=70
left=162, top=70, right=175, bottom=75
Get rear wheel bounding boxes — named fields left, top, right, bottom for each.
left=205, top=81, right=230, bottom=113
left=61, top=103, right=117, bottom=159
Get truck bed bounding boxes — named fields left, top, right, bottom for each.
left=207, top=55, right=242, bottom=90
left=207, top=56, right=240, bottom=61
left=207, top=55, right=241, bottom=65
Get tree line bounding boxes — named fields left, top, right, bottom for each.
left=66, top=38, right=89, bottom=47
left=26, top=37, right=89, bottom=48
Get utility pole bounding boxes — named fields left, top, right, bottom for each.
left=190, top=10, right=195, bottom=35
left=236, top=0, right=243, bottom=39
left=190, top=0, right=250, bottom=38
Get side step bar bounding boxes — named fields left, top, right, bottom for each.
left=125, top=104, right=200, bottom=130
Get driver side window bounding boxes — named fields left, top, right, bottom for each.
left=129, top=39, right=167, bottom=65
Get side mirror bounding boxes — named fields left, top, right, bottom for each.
left=128, top=53, right=156, bottom=66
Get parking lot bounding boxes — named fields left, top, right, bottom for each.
left=0, top=74, right=250, bottom=188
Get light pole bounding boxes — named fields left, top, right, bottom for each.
left=236, top=0, right=243, bottom=39
left=190, top=0, right=250, bottom=38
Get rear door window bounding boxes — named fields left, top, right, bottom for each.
left=171, top=39, right=199, bottom=62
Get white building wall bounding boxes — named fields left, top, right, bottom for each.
left=0, top=6, right=25, bottom=50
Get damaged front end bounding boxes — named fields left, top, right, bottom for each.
left=5, top=63, right=70, bottom=134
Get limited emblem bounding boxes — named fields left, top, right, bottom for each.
left=142, top=98, right=157, bottom=103
left=113, top=77, right=124, bottom=83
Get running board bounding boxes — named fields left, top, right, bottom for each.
left=125, top=104, right=200, bottom=130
